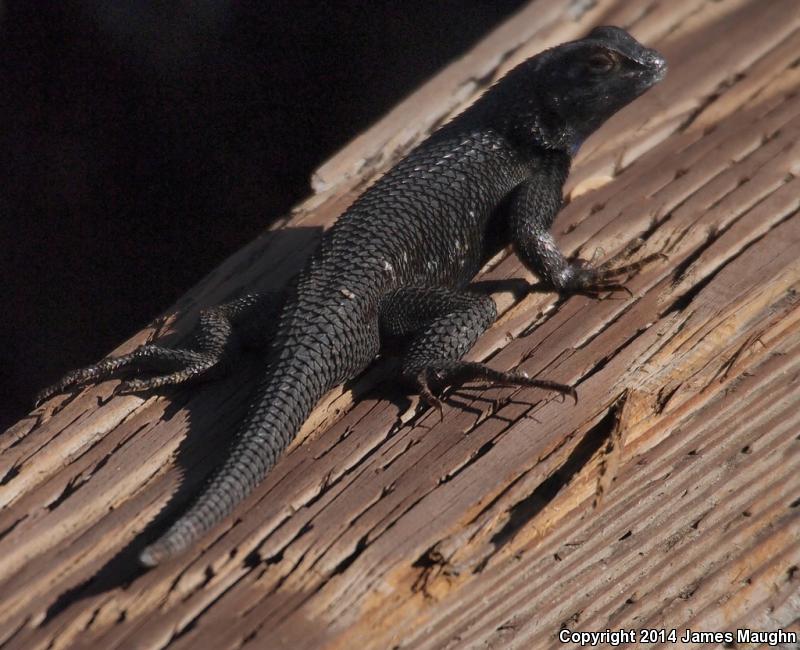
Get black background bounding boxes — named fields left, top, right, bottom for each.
left=1, top=1, right=527, bottom=431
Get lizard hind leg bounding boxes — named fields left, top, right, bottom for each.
left=35, top=291, right=285, bottom=405
left=34, top=345, right=216, bottom=405
left=379, top=287, right=575, bottom=415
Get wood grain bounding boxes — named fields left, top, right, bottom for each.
left=3, top=0, right=799, bottom=648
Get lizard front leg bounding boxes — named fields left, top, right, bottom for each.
left=510, top=168, right=661, bottom=298
left=35, top=291, right=285, bottom=405
left=380, top=287, right=575, bottom=415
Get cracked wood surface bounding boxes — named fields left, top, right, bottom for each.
left=3, top=0, right=800, bottom=648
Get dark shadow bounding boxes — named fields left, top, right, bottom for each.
left=0, top=0, right=529, bottom=432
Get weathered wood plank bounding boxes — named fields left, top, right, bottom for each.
left=3, top=0, right=800, bottom=648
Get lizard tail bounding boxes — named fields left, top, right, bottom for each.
left=139, top=350, right=327, bottom=567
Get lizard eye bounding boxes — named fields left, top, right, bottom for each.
left=586, top=51, right=617, bottom=74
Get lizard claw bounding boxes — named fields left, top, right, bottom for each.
left=416, top=370, right=445, bottom=420
left=573, top=282, right=633, bottom=300
left=598, top=251, right=668, bottom=276
left=561, top=249, right=666, bottom=299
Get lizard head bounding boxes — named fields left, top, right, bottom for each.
left=495, top=26, right=666, bottom=153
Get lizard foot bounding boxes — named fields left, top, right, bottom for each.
left=34, top=344, right=229, bottom=406
left=561, top=248, right=666, bottom=299
left=31, top=295, right=278, bottom=406
left=414, top=369, right=445, bottom=421
left=412, top=360, right=576, bottom=413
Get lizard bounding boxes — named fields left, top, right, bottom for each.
left=36, top=26, right=667, bottom=567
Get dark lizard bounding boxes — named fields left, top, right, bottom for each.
left=36, top=26, right=666, bottom=567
